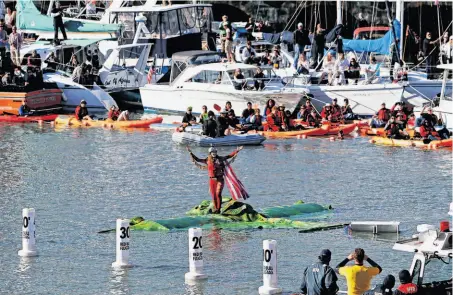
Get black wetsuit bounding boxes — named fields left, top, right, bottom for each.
left=203, top=117, right=217, bottom=138
left=182, top=112, right=197, bottom=125
left=216, top=116, right=228, bottom=137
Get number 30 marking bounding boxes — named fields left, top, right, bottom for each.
left=119, top=226, right=130, bottom=239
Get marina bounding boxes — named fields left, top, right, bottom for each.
left=0, top=0, right=452, bottom=294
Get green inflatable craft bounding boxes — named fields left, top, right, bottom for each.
left=100, top=199, right=342, bottom=233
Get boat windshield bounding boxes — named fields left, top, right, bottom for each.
left=421, top=257, right=452, bottom=284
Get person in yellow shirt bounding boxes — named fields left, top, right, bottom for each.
left=335, top=248, right=382, bottom=295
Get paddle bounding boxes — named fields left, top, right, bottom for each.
left=3, top=111, right=17, bottom=116
left=213, top=104, right=221, bottom=113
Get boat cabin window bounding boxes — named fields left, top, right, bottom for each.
left=186, top=70, right=222, bottom=84
left=161, top=10, right=180, bottom=38
left=239, top=44, right=274, bottom=55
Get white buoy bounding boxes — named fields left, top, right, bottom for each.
left=112, top=219, right=133, bottom=268
left=18, top=208, right=38, bottom=257
left=259, top=240, right=282, bottom=295
left=185, top=228, right=207, bottom=281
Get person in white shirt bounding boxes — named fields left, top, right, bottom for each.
left=242, top=41, right=258, bottom=64
left=319, top=52, right=336, bottom=85
left=440, top=33, right=452, bottom=64
left=364, top=56, right=379, bottom=83
left=334, top=53, right=349, bottom=85
left=0, top=1, right=5, bottom=22
left=4, top=7, right=14, bottom=30
left=117, top=110, right=129, bottom=121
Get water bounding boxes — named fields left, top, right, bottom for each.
left=0, top=123, right=451, bottom=295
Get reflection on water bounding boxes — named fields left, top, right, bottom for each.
left=110, top=268, right=130, bottom=295
left=185, top=279, right=207, bottom=295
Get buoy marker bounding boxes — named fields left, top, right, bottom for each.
left=112, top=219, right=133, bottom=268
left=185, top=228, right=207, bottom=281
left=258, top=240, right=282, bottom=295
left=18, top=208, right=38, bottom=257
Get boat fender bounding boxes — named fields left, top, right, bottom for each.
left=329, top=136, right=335, bottom=141
left=369, top=139, right=375, bottom=143
left=50, top=121, right=55, bottom=127
left=110, top=124, right=114, bottom=129
left=84, top=121, right=90, bottom=127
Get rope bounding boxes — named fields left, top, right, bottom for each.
left=252, top=0, right=261, bottom=34
left=405, top=20, right=453, bottom=72
left=282, top=0, right=307, bottom=32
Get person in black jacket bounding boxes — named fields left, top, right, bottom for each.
left=364, top=275, right=396, bottom=295
left=293, top=23, right=311, bottom=70
left=182, top=106, right=197, bottom=126
left=51, top=2, right=67, bottom=44
left=299, top=249, right=338, bottom=295
left=216, top=111, right=229, bottom=137
left=202, top=111, right=218, bottom=138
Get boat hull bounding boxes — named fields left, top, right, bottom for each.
left=55, top=115, right=163, bottom=128
left=0, top=88, right=62, bottom=115
left=172, top=131, right=266, bottom=146
left=0, top=114, right=59, bottom=123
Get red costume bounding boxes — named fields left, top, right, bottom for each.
left=189, top=149, right=242, bottom=213
left=265, top=113, right=280, bottom=131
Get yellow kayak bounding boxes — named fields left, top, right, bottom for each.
left=370, top=137, right=452, bottom=149
left=55, top=115, right=163, bottom=128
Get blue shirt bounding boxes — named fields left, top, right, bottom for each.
left=18, top=105, right=30, bottom=116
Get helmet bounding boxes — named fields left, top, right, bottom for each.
left=208, top=147, right=217, bottom=154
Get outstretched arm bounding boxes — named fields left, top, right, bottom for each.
left=187, top=146, right=207, bottom=168
left=223, top=146, right=243, bottom=160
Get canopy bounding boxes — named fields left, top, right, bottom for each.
left=16, top=0, right=120, bottom=36
left=342, top=20, right=401, bottom=55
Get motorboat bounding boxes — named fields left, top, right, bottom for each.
left=392, top=203, right=453, bottom=295
left=172, top=131, right=266, bottom=147
left=140, top=50, right=309, bottom=115
left=0, top=85, right=62, bottom=115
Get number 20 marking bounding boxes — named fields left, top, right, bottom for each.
left=192, top=236, right=202, bottom=249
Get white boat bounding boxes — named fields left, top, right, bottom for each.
left=172, top=132, right=266, bottom=147
left=140, top=51, right=309, bottom=115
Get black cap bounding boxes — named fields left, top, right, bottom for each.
left=399, top=270, right=411, bottom=284
left=383, top=274, right=396, bottom=289
left=320, top=249, right=331, bottom=259
left=333, top=98, right=337, bottom=101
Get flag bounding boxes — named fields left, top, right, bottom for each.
left=224, top=162, right=250, bottom=200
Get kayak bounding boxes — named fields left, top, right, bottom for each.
left=0, top=114, right=59, bottom=123
left=370, top=137, right=452, bottom=149
left=326, top=123, right=357, bottom=135
left=259, top=124, right=330, bottom=138
left=172, top=131, right=266, bottom=146
left=99, top=199, right=340, bottom=232
left=360, top=127, right=415, bottom=138
left=55, top=115, right=163, bottom=128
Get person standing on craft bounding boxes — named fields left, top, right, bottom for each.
left=187, top=146, right=247, bottom=214
left=51, top=2, right=67, bottom=44
left=293, top=22, right=310, bottom=70
left=8, top=26, right=21, bottom=66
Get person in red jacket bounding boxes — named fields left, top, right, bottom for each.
left=107, top=105, right=120, bottom=121
left=394, top=270, right=419, bottom=295
left=307, top=109, right=321, bottom=127
left=74, top=100, right=91, bottom=121
left=187, top=146, right=243, bottom=214
left=331, top=98, right=342, bottom=122
left=321, top=104, right=333, bottom=121
left=370, top=103, right=391, bottom=127
left=419, top=119, right=439, bottom=140
left=266, top=106, right=282, bottom=131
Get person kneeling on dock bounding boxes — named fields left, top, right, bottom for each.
left=364, top=274, right=395, bottom=295
left=336, top=248, right=382, bottom=295
left=299, top=249, right=339, bottom=295
left=394, top=270, right=419, bottom=295
left=75, top=100, right=91, bottom=121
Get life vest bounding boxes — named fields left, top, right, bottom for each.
left=386, top=122, right=399, bottom=136
left=206, top=156, right=225, bottom=178
left=377, top=108, right=390, bottom=121
left=331, top=105, right=342, bottom=121
left=321, top=107, right=332, bottom=120
left=397, top=283, right=418, bottom=294
left=266, top=114, right=279, bottom=131
left=307, top=114, right=320, bottom=126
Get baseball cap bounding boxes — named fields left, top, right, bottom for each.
left=320, top=249, right=332, bottom=259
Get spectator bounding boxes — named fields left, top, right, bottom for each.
left=364, top=56, right=379, bottom=83
left=0, top=23, right=7, bottom=61
left=310, top=24, right=326, bottom=68
left=271, top=47, right=282, bottom=69
left=51, top=2, right=67, bottom=44
left=347, top=57, right=361, bottom=84
left=293, top=22, right=311, bottom=69
left=245, top=16, right=255, bottom=41
left=319, top=52, right=336, bottom=85
left=334, top=52, right=349, bottom=85
left=8, top=25, right=22, bottom=66
left=299, top=249, right=338, bottom=295
left=222, top=22, right=234, bottom=63
left=253, top=67, right=265, bottom=90
left=45, top=52, right=59, bottom=70
left=336, top=248, right=382, bottom=295
left=12, top=66, right=25, bottom=86
left=242, top=41, right=258, bottom=64
left=5, top=7, right=15, bottom=32
left=364, top=275, right=396, bottom=295
left=394, top=270, right=419, bottom=295
left=423, top=32, right=439, bottom=79
left=295, top=53, right=309, bottom=75
left=27, top=50, right=42, bottom=69
left=219, top=15, right=231, bottom=55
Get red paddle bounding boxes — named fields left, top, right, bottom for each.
left=213, top=104, right=221, bottom=113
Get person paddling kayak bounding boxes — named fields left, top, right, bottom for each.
left=187, top=146, right=248, bottom=214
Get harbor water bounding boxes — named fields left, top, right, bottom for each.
left=0, top=123, right=451, bottom=294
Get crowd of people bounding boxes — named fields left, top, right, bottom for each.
left=369, top=102, right=449, bottom=140
left=297, top=247, right=420, bottom=295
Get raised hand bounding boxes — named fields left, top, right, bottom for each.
left=237, top=146, right=244, bottom=151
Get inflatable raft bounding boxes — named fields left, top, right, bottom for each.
left=172, top=132, right=266, bottom=146
left=55, top=115, right=163, bottom=128
left=0, top=114, right=58, bottom=123
left=150, top=123, right=202, bottom=133
left=99, top=199, right=340, bottom=232
left=370, top=137, right=452, bottom=149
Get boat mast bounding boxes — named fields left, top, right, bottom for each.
left=395, top=0, right=404, bottom=60
left=336, top=0, right=342, bottom=25
left=385, top=0, right=401, bottom=62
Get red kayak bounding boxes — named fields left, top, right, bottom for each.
left=0, top=114, right=59, bottom=123
left=326, top=123, right=357, bottom=135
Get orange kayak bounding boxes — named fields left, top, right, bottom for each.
left=55, top=116, right=163, bottom=128
left=259, top=124, right=330, bottom=138
left=326, top=123, right=357, bottom=135
left=370, top=137, right=452, bottom=149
